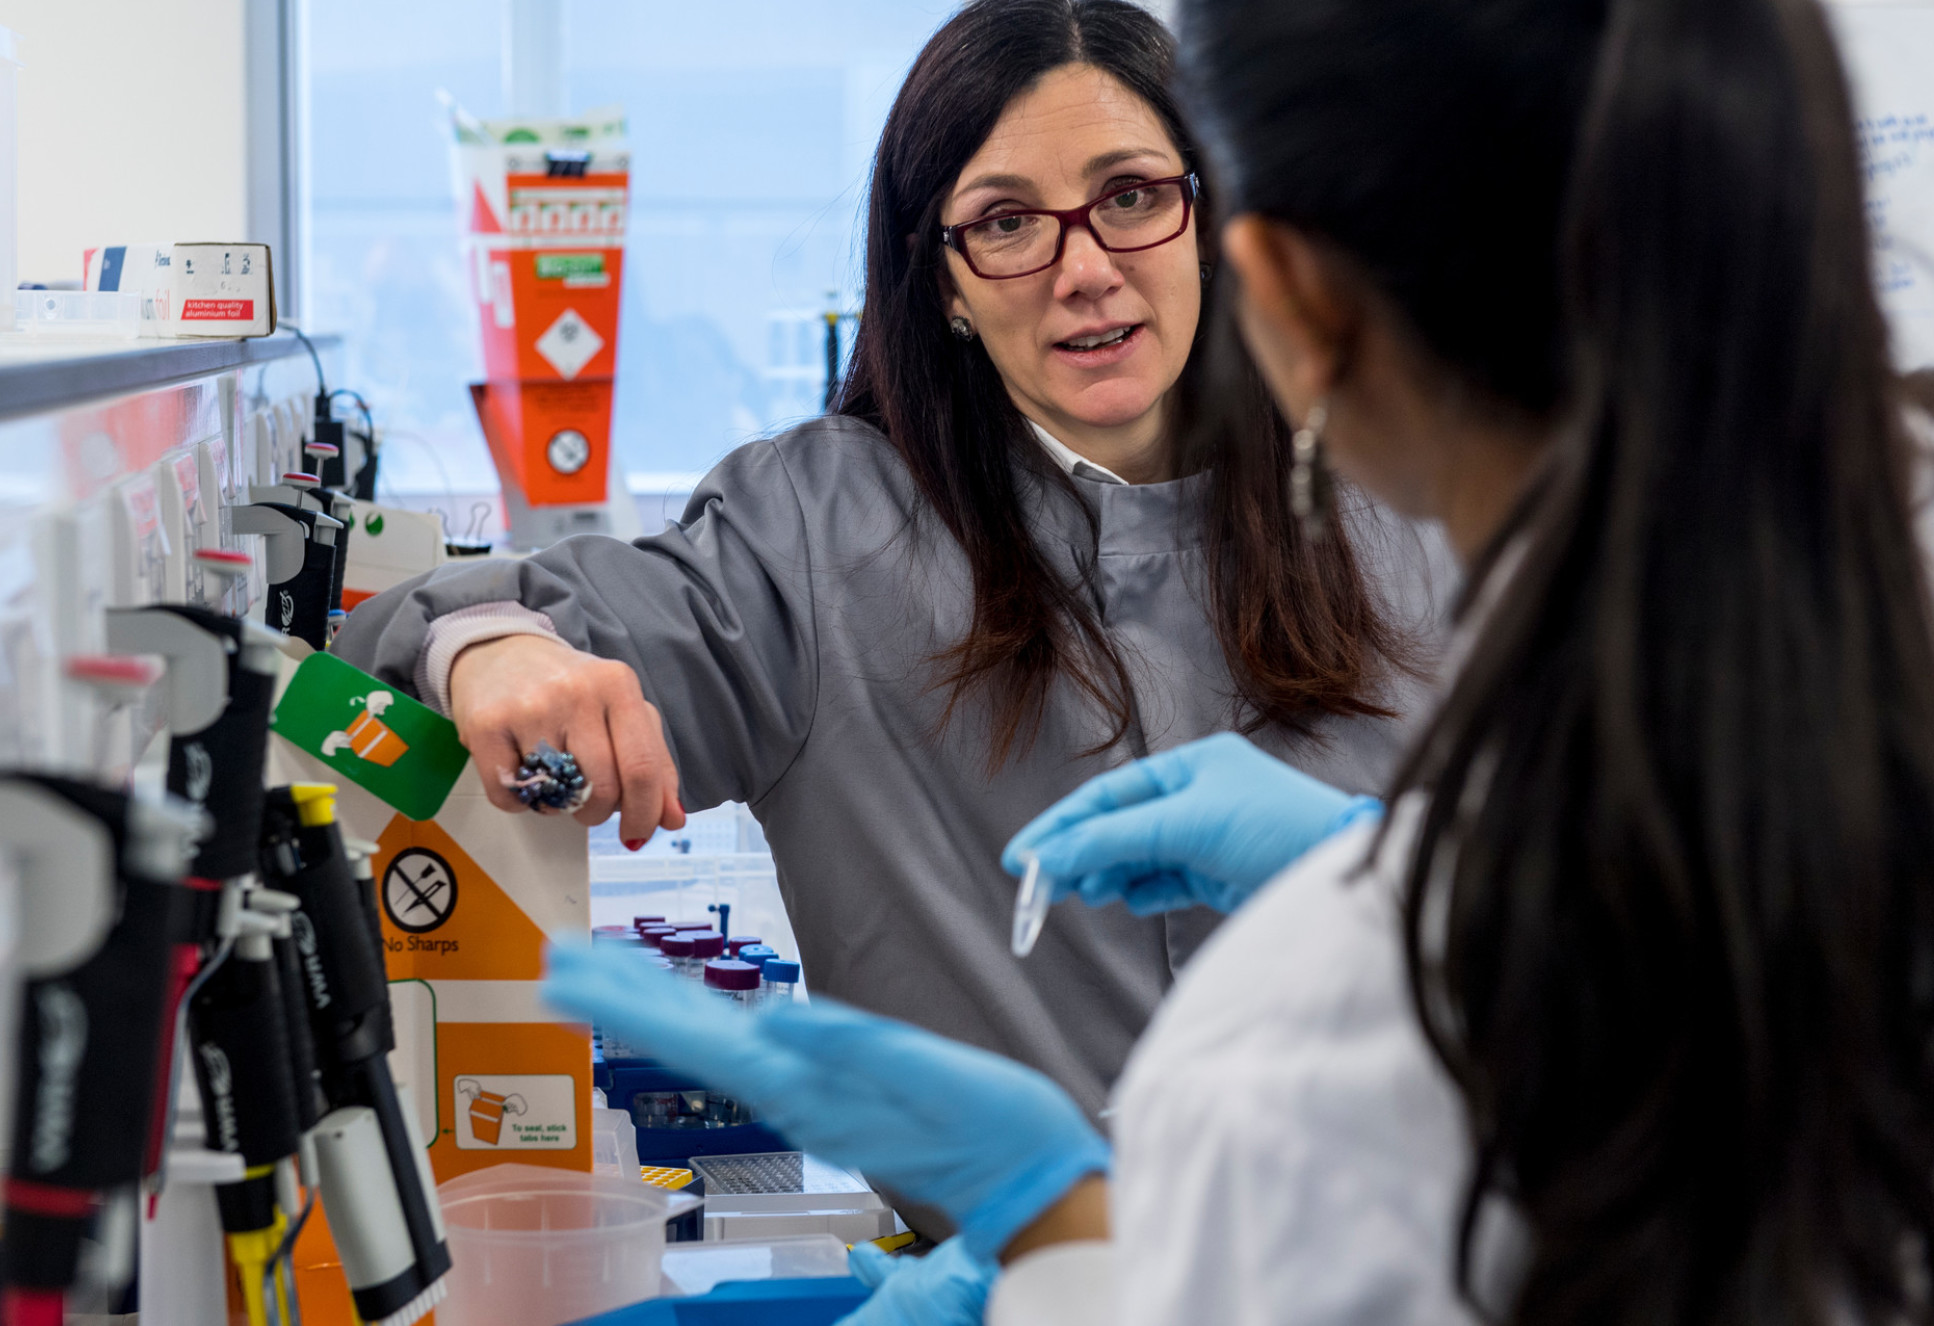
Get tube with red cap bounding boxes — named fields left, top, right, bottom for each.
left=702, top=959, right=762, bottom=1009
left=687, top=932, right=726, bottom=965
left=658, top=932, right=699, bottom=980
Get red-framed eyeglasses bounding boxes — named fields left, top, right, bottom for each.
left=939, top=173, right=1201, bottom=280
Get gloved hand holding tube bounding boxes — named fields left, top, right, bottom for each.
left=542, top=944, right=1109, bottom=1261
left=1001, top=733, right=1383, bottom=917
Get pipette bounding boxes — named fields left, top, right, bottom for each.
left=1011, top=853, right=1052, bottom=958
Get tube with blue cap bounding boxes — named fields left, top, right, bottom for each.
left=759, top=959, right=801, bottom=1009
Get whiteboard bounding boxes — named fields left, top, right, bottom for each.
left=1830, top=0, right=1934, bottom=368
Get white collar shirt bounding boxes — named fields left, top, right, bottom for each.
left=1030, top=421, right=1131, bottom=486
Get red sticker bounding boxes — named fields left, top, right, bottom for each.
left=179, top=298, right=254, bottom=320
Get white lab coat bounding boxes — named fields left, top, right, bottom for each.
left=987, top=802, right=1482, bottom=1326
left=991, top=414, right=1934, bottom=1322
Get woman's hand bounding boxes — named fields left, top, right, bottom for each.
left=1002, top=733, right=1381, bottom=915
left=541, top=943, right=1110, bottom=1261
left=448, top=634, right=685, bottom=844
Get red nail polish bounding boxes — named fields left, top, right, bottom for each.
left=624, top=838, right=647, bottom=852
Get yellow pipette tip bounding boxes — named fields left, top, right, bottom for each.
left=289, top=782, right=339, bottom=827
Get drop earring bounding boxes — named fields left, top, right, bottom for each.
left=949, top=316, right=976, bottom=342
left=1200, top=262, right=1212, bottom=284
left=1290, top=400, right=1333, bottom=537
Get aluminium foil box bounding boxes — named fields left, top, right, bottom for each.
left=82, top=241, right=276, bottom=338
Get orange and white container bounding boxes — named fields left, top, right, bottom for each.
left=450, top=102, right=629, bottom=543
left=342, top=709, right=408, bottom=766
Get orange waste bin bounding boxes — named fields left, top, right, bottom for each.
left=469, top=1090, right=509, bottom=1145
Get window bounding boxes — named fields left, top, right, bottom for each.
left=305, top=0, right=950, bottom=495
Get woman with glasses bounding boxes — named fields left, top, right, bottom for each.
left=550, top=0, right=1934, bottom=1320
left=336, top=0, right=1444, bottom=1120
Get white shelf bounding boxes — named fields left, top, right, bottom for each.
left=0, top=329, right=340, bottom=421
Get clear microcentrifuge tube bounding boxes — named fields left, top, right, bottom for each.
left=1012, top=852, right=1053, bottom=958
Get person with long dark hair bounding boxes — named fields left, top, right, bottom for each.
left=543, top=0, right=1934, bottom=1321
left=336, top=0, right=1440, bottom=1118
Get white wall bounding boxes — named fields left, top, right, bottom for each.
left=0, top=0, right=248, bottom=285
left=1827, top=0, right=1934, bottom=370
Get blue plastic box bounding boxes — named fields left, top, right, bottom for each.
left=568, top=1277, right=871, bottom=1324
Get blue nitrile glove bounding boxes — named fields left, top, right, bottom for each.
left=1003, top=732, right=1383, bottom=916
left=542, top=944, right=1109, bottom=1260
left=839, top=1239, right=997, bottom=1325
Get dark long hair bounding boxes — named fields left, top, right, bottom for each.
left=1184, top=0, right=1934, bottom=1322
left=837, top=0, right=1406, bottom=769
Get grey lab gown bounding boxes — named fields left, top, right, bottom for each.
left=335, top=415, right=1451, bottom=1117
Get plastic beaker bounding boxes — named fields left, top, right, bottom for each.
left=437, top=1163, right=700, bottom=1325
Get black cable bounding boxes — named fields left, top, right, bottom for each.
left=283, top=324, right=327, bottom=397
left=329, top=389, right=374, bottom=439
left=330, top=390, right=381, bottom=499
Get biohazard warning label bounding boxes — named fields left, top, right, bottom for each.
left=533, top=308, right=604, bottom=379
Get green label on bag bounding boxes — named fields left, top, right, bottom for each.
left=534, top=252, right=605, bottom=280
left=272, top=653, right=469, bottom=821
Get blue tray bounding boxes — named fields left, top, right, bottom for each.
left=568, top=1277, right=871, bottom=1324
left=601, top=1059, right=793, bottom=1166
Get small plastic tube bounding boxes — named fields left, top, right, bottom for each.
left=638, top=925, right=677, bottom=951
left=631, top=915, right=666, bottom=933
left=658, top=932, right=699, bottom=978
left=724, top=935, right=763, bottom=957
left=703, top=959, right=762, bottom=1008
left=760, top=959, right=800, bottom=1008
left=1012, top=853, right=1052, bottom=958
left=687, top=932, right=725, bottom=968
